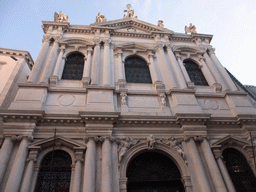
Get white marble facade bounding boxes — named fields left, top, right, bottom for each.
left=0, top=9, right=256, bottom=192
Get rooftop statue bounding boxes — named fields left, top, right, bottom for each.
left=158, top=20, right=164, bottom=28
left=185, top=23, right=197, bottom=34
left=96, top=12, right=107, bottom=23
left=124, top=4, right=135, bottom=18
left=54, top=11, right=69, bottom=22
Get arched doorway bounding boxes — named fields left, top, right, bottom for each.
left=127, top=151, right=185, bottom=192
left=223, top=148, right=256, bottom=192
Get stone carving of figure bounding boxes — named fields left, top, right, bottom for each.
left=160, top=138, right=186, bottom=160
left=147, top=135, right=156, bottom=150
left=120, top=92, right=127, bottom=105
left=96, top=12, right=107, bottom=23
left=124, top=4, right=135, bottom=18
left=185, top=23, right=197, bottom=34
left=54, top=11, right=69, bottom=22
left=158, top=20, right=164, bottom=28
left=159, top=94, right=166, bottom=107
left=118, top=137, right=139, bottom=163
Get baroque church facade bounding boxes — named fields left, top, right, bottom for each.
left=0, top=6, right=256, bottom=192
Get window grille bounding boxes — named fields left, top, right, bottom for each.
left=125, top=56, right=152, bottom=84
left=223, top=148, right=256, bottom=192
left=184, top=60, right=208, bottom=86
left=62, top=53, right=84, bottom=80
left=127, top=152, right=184, bottom=192
left=35, top=150, right=72, bottom=192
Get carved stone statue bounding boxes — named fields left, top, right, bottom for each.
left=185, top=23, right=197, bottom=34
left=54, top=11, right=69, bottom=22
left=158, top=20, right=164, bottom=28
left=124, top=4, right=135, bottom=18
left=120, top=92, right=127, bottom=105
left=160, top=138, right=186, bottom=161
left=147, top=135, right=156, bottom=150
left=96, top=12, right=107, bottom=23
left=118, top=137, right=139, bottom=162
left=159, top=94, right=166, bottom=107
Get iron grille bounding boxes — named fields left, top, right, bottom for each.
left=35, top=150, right=72, bottom=192
left=127, top=151, right=184, bottom=192
left=184, top=60, right=208, bottom=86
left=125, top=56, right=152, bottom=84
left=62, top=53, right=84, bottom=80
left=223, top=148, right=256, bottom=192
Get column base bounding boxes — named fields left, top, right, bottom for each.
left=187, top=82, right=195, bottom=89
left=49, top=76, right=58, bottom=87
left=213, top=83, right=222, bottom=92
left=154, top=81, right=164, bottom=91
left=82, top=77, right=91, bottom=87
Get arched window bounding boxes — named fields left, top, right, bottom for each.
left=184, top=60, right=208, bottom=86
left=35, top=150, right=72, bottom=192
left=223, top=148, right=256, bottom=192
left=62, top=53, right=84, bottom=80
left=125, top=56, right=152, bottom=83
left=127, top=151, right=185, bottom=192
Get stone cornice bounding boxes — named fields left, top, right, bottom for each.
left=0, top=110, right=45, bottom=123
left=0, top=48, right=34, bottom=69
left=42, top=21, right=70, bottom=33
left=80, top=111, right=120, bottom=124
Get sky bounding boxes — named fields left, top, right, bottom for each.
left=1, top=0, right=256, bottom=86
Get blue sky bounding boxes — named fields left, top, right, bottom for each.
left=1, top=0, right=256, bottom=86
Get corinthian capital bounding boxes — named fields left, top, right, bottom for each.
left=207, top=46, right=216, bottom=55
left=93, top=37, right=101, bottom=45
left=103, top=38, right=111, bottom=46
left=154, top=42, right=164, bottom=51
left=42, top=35, right=51, bottom=43
left=165, top=43, right=173, bottom=50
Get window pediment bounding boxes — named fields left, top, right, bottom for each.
left=211, top=135, right=251, bottom=149
left=29, top=135, right=86, bottom=150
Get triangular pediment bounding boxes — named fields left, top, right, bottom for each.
left=211, top=135, right=250, bottom=148
left=116, top=42, right=153, bottom=50
left=29, top=136, right=86, bottom=150
left=91, top=18, right=174, bottom=34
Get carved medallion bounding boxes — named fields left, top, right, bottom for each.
left=58, top=95, right=75, bottom=106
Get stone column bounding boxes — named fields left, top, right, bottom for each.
left=112, top=141, right=120, bottom=192
left=175, top=54, right=191, bottom=83
left=155, top=42, right=177, bottom=89
left=148, top=52, right=161, bottom=83
left=208, top=48, right=238, bottom=91
left=0, top=137, right=14, bottom=184
left=216, top=156, right=236, bottom=192
left=72, top=149, right=84, bottom=192
left=200, top=139, right=227, bottom=192
left=185, top=137, right=211, bottom=192
left=27, top=37, right=50, bottom=83
left=83, top=138, right=96, bottom=192
left=52, top=45, right=66, bottom=78
left=103, top=38, right=112, bottom=86
left=101, top=137, right=112, bottom=192
left=91, top=38, right=101, bottom=85
left=116, top=49, right=125, bottom=81
left=4, top=136, right=29, bottom=192
left=203, top=52, right=229, bottom=91
left=20, top=148, right=39, bottom=192
left=199, top=57, right=217, bottom=86
left=166, top=46, right=187, bottom=89
left=39, top=37, right=60, bottom=83
left=82, top=47, right=93, bottom=86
